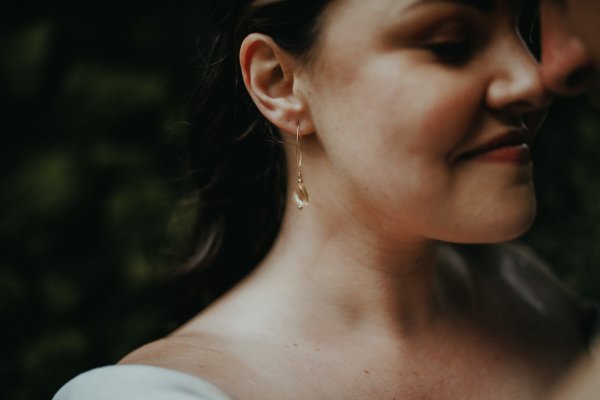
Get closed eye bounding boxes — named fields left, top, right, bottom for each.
left=426, top=40, right=473, bottom=64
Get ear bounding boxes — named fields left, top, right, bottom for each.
left=239, top=33, right=314, bottom=135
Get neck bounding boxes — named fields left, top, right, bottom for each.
left=250, top=191, right=445, bottom=341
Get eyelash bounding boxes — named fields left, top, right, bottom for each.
left=425, top=39, right=473, bottom=64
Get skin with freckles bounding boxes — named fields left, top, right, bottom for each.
left=119, top=1, right=592, bottom=399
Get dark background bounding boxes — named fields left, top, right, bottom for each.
left=2, top=3, right=600, bottom=399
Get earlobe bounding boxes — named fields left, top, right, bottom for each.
left=239, top=33, right=313, bottom=135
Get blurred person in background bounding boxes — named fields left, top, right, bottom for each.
left=539, top=0, right=599, bottom=95
left=538, top=0, right=600, bottom=399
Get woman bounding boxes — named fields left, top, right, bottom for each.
left=54, top=0, right=597, bottom=398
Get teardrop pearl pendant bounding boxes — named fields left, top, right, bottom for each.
left=294, top=172, right=309, bottom=209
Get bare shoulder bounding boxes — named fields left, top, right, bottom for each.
left=119, top=332, right=231, bottom=370
left=118, top=331, right=261, bottom=397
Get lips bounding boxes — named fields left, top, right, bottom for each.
left=458, top=130, right=531, bottom=163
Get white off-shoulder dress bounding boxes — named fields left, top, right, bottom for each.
left=53, top=364, right=233, bottom=400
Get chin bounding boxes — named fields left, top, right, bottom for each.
left=444, top=201, right=537, bottom=245
left=475, top=208, right=536, bottom=244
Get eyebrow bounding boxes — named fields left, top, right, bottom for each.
left=407, top=0, right=497, bottom=13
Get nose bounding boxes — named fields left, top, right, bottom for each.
left=538, top=1, right=596, bottom=95
left=486, top=36, right=551, bottom=118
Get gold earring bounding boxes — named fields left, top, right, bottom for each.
left=293, top=123, right=309, bottom=209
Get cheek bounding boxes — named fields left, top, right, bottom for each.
left=311, top=62, right=486, bottom=208
left=315, top=58, right=484, bottom=159
left=361, top=66, right=485, bottom=183
left=308, top=62, right=535, bottom=242
left=409, top=76, right=484, bottom=157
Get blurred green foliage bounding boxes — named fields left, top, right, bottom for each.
left=1, top=3, right=599, bottom=400
left=1, top=5, right=210, bottom=399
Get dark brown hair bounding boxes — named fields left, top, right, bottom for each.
left=181, top=0, right=330, bottom=306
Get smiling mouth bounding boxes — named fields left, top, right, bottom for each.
left=458, top=130, right=532, bottom=164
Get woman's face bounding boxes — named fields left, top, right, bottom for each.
left=299, top=0, right=549, bottom=243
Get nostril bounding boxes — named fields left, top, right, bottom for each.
left=565, top=66, right=595, bottom=89
left=566, top=69, right=586, bottom=88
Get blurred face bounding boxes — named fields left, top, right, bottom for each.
left=567, top=0, right=600, bottom=65
left=300, top=0, right=549, bottom=243
left=539, top=0, right=599, bottom=95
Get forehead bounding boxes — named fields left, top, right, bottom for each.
left=316, top=0, right=523, bottom=43
left=324, top=0, right=521, bottom=18
left=409, top=0, right=497, bottom=12
left=319, top=0, right=504, bottom=36
left=308, top=0, right=522, bottom=73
